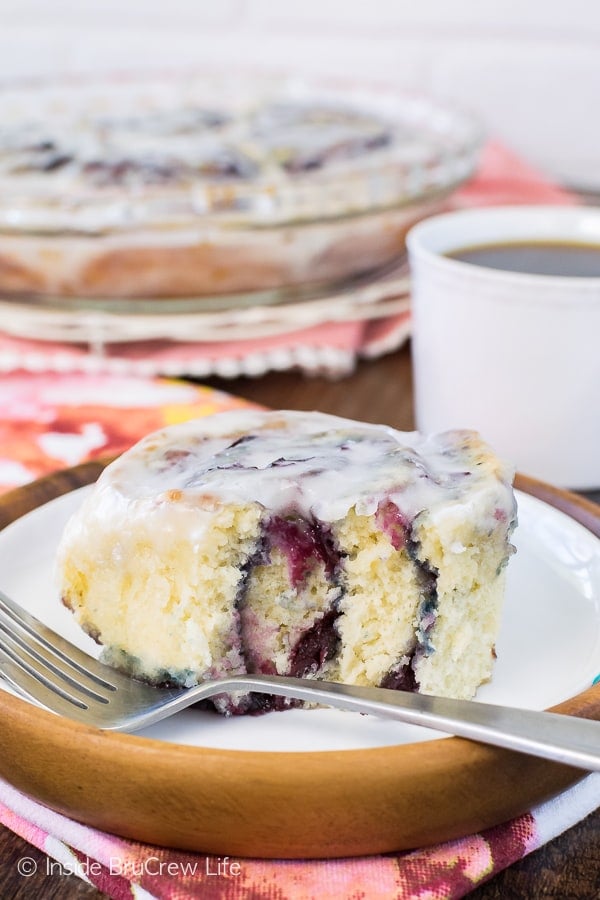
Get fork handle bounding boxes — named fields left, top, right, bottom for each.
left=172, top=675, right=600, bottom=772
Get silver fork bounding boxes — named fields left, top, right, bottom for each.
left=1, top=588, right=600, bottom=771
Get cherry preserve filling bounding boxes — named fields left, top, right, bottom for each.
left=217, top=484, right=444, bottom=712
left=81, top=146, right=257, bottom=187
left=375, top=499, right=410, bottom=551
left=227, top=511, right=344, bottom=714
left=265, top=513, right=339, bottom=589
left=289, top=605, right=340, bottom=678
left=376, top=499, right=440, bottom=693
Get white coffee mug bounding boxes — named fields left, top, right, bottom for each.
left=406, top=205, right=600, bottom=489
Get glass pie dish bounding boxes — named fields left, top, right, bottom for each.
left=0, top=73, right=483, bottom=308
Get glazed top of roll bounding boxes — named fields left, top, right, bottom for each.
left=81, top=409, right=516, bottom=529
left=0, top=76, right=480, bottom=232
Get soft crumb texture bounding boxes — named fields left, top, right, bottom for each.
left=57, top=409, right=517, bottom=714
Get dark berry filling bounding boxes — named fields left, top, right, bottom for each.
left=375, top=499, right=410, bottom=551
left=234, top=602, right=342, bottom=715
left=245, top=695, right=295, bottom=715
left=289, top=605, right=340, bottom=677
left=81, top=146, right=257, bottom=187
left=380, top=659, right=418, bottom=692
left=9, top=140, right=74, bottom=173
left=281, top=130, right=391, bottom=173
left=265, top=514, right=339, bottom=589
left=378, top=508, right=440, bottom=693
left=222, top=512, right=343, bottom=715
left=82, top=156, right=184, bottom=186
left=251, top=102, right=392, bottom=173
left=38, top=152, right=74, bottom=172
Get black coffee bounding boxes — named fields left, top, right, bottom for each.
left=446, top=240, right=600, bottom=277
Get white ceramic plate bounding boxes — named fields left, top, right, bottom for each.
left=1, top=486, right=599, bottom=753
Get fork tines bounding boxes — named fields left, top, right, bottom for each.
left=0, top=589, right=116, bottom=714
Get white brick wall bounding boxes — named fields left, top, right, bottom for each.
left=0, top=0, right=598, bottom=189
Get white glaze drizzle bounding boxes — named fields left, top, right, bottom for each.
left=94, top=410, right=515, bottom=526
left=0, top=77, right=478, bottom=233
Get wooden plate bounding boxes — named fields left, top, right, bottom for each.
left=0, top=464, right=599, bottom=859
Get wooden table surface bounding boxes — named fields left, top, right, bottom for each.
left=1, top=344, right=599, bottom=899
